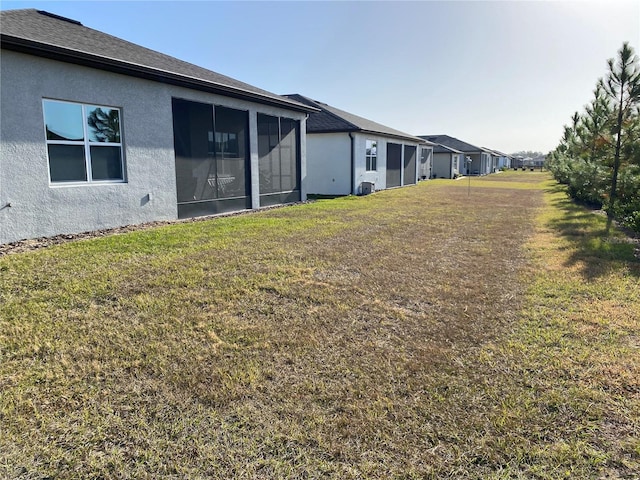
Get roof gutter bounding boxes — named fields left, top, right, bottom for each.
left=307, top=127, right=425, bottom=144
left=359, top=129, right=427, bottom=144
left=1, top=35, right=318, bottom=114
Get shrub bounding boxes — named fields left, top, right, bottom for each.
left=566, top=159, right=609, bottom=208
left=608, top=164, right=640, bottom=232
left=547, top=153, right=573, bottom=185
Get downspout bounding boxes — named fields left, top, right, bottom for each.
left=348, top=132, right=355, bottom=195
left=302, top=113, right=309, bottom=200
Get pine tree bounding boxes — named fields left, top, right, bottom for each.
left=603, top=42, right=640, bottom=232
left=581, top=80, right=612, bottom=164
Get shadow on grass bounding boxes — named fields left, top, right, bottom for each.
left=545, top=184, right=639, bottom=281
left=306, top=194, right=347, bottom=200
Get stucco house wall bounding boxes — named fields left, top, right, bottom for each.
left=356, top=135, right=423, bottom=192
left=305, top=131, right=423, bottom=195
left=352, top=133, right=385, bottom=193
left=0, top=50, right=307, bottom=244
left=305, top=132, right=351, bottom=195
left=484, top=153, right=493, bottom=174
left=432, top=152, right=454, bottom=178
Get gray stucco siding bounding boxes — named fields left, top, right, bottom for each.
left=304, top=132, right=423, bottom=196
left=432, top=152, right=454, bottom=179
left=353, top=134, right=422, bottom=193
left=352, top=133, right=386, bottom=193
left=0, top=51, right=307, bottom=244
left=305, top=132, right=351, bottom=196
left=1, top=51, right=178, bottom=244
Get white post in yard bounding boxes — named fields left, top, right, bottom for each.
left=466, top=156, right=472, bottom=197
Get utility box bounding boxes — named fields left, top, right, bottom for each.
left=361, top=182, right=375, bottom=195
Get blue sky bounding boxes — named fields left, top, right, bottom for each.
left=2, top=1, right=639, bottom=153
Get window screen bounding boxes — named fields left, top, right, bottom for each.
left=172, top=98, right=251, bottom=218
left=258, top=114, right=300, bottom=206
left=403, top=145, right=417, bottom=185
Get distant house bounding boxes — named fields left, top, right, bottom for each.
left=493, top=150, right=513, bottom=169
left=489, top=150, right=500, bottom=173
left=419, top=135, right=494, bottom=175
left=432, top=144, right=463, bottom=179
left=531, top=155, right=546, bottom=169
left=513, top=156, right=526, bottom=169
left=0, top=9, right=317, bottom=244
left=483, top=148, right=512, bottom=171
left=284, top=95, right=432, bottom=195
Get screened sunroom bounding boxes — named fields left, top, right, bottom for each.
left=172, top=98, right=303, bottom=218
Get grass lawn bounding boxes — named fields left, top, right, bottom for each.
left=1, top=171, right=638, bottom=478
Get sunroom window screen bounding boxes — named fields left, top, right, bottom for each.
left=403, top=145, right=417, bottom=185
left=258, top=114, right=281, bottom=194
left=279, top=118, right=298, bottom=192
left=214, top=106, right=249, bottom=199
left=258, top=114, right=300, bottom=200
left=386, top=143, right=402, bottom=188
left=172, top=98, right=250, bottom=218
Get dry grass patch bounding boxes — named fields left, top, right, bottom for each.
left=1, top=173, right=637, bottom=478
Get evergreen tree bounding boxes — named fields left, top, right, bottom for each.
left=603, top=42, right=640, bottom=231
left=581, top=80, right=612, bottom=164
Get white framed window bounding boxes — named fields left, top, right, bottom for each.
left=365, top=139, right=377, bottom=171
left=43, top=99, right=125, bottom=184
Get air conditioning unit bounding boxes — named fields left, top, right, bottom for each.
left=361, top=182, right=375, bottom=195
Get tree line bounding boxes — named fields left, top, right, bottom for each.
left=547, top=42, right=640, bottom=233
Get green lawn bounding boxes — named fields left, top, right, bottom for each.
left=1, top=171, right=638, bottom=478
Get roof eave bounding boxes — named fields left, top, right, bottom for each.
left=358, top=129, right=428, bottom=144
left=306, top=127, right=360, bottom=134
left=1, top=34, right=318, bottom=114
left=307, top=127, right=424, bottom=143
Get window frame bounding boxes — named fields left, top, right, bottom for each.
left=43, top=99, right=126, bottom=185
left=365, top=139, right=377, bottom=172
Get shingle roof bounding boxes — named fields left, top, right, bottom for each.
left=419, top=135, right=489, bottom=154
left=432, top=143, right=463, bottom=154
left=285, top=94, right=428, bottom=143
left=486, top=148, right=511, bottom=158
left=0, top=9, right=315, bottom=113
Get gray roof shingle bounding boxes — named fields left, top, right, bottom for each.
left=0, top=9, right=315, bottom=113
left=483, top=148, right=511, bottom=158
left=419, top=135, right=489, bottom=154
left=432, top=143, right=463, bottom=154
left=285, top=94, right=428, bottom=143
